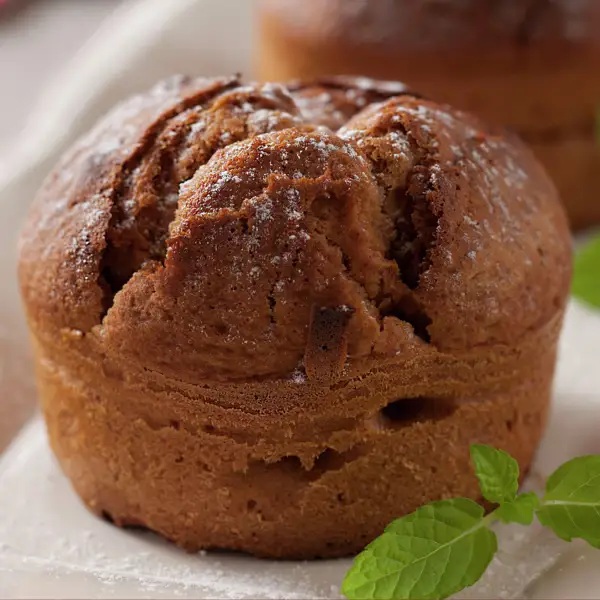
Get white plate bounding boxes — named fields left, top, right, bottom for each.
left=1, top=0, right=600, bottom=597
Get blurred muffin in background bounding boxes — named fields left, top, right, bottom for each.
left=258, top=0, right=600, bottom=230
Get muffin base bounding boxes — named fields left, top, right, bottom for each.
left=36, top=316, right=560, bottom=559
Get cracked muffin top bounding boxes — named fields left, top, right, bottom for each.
left=18, top=75, right=571, bottom=383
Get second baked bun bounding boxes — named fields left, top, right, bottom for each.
left=258, top=0, right=600, bottom=230
left=19, top=75, right=571, bottom=558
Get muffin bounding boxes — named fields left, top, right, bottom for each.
left=258, top=0, right=600, bottom=230
left=18, top=75, right=572, bottom=559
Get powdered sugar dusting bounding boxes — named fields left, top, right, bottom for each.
left=285, top=189, right=303, bottom=222
left=232, top=83, right=295, bottom=109
left=378, top=101, right=526, bottom=244
left=247, top=108, right=303, bottom=133
left=209, top=171, right=243, bottom=196
left=260, top=81, right=295, bottom=104
left=293, top=91, right=346, bottom=129
left=462, top=135, right=531, bottom=243
left=429, top=163, right=442, bottom=186
left=346, top=76, right=407, bottom=95
left=290, top=369, right=307, bottom=384
left=189, top=119, right=206, bottom=135
left=340, top=118, right=411, bottom=166
left=252, top=197, right=275, bottom=224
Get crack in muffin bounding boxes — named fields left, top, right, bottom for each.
left=18, top=75, right=572, bottom=558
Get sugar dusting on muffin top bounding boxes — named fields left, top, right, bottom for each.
left=18, top=75, right=571, bottom=383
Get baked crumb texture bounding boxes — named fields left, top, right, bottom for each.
left=18, top=75, right=572, bottom=558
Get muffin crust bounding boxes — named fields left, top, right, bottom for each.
left=19, top=75, right=571, bottom=558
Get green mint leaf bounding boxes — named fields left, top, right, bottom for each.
left=537, top=455, right=600, bottom=548
left=495, top=492, right=541, bottom=525
left=572, top=234, right=600, bottom=309
left=470, top=444, right=519, bottom=504
left=342, top=498, right=497, bottom=600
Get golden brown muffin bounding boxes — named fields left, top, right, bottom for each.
left=258, top=0, right=600, bottom=231
left=18, top=75, right=572, bottom=559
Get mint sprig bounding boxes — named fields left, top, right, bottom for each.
left=470, top=444, right=519, bottom=504
left=342, top=445, right=600, bottom=600
left=342, top=499, right=497, bottom=600
left=537, top=455, right=600, bottom=547
left=495, top=491, right=540, bottom=526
